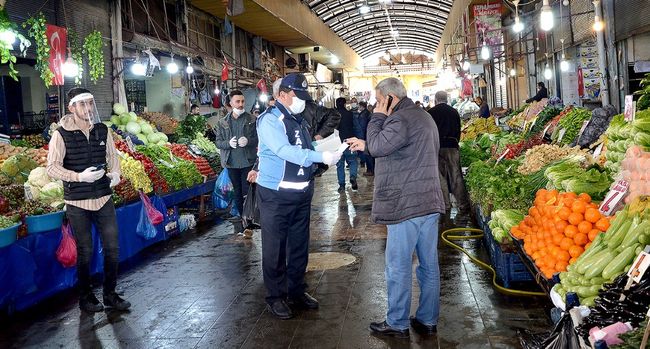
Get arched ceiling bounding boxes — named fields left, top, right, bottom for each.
left=301, top=0, right=453, bottom=59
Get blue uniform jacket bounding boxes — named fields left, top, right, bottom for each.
left=256, top=102, right=323, bottom=191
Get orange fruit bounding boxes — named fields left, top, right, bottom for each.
left=558, top=207, right=572, bottom=220
left=569, top=245, right=584, bottom=258
left=555, top=260, right=569, bottom=271
left=555, top=220, right=569, bottom=232
left=574, top=232, right=589, bottom=246
left=568, top=212, right=584, bottom=226
left=578, top=221, right=593, bottom=234
left=564, top=225, right=579, bottom=238
left=552, top=233, right=564, bottom=245
left=537, top=189, right=548, bottom=199
left=595, top=217, right=610, bottom=232
left=584, top=208, right=601, bottom=223
left=571, top=200, right=586, bottom=214
left=569, top=257, right=578, bottom=264
left=565, top=192, right=578, bottom=199
left=588, top=229, right=600, bottom=241
left=578, top=193, right=592, bottom=203
left=557, top=250, right=571, bottom=262
left=585, top=242, right=592, bottom=250
left=560, top=237, right=574, bottom=250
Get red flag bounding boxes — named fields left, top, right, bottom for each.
left=46, top=25, right=67, bottom=86
left=577, top=68, right=585, bottom=98
left=256, top=78, right=267, bottom=93
left=221, top=58, right=230, bottom=81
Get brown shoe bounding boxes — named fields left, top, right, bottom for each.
left=243, top=229, right=253, bottom=239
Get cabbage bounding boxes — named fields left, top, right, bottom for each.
left=141, top=123, right=153, bottom=135
left=39, top=181, right=64, bottom=204
left=110, top=115, right=120, bottom=125
left=147, top=133, right=160, bottom=143
left=126, top=121, right=142, bottom=134
left=159, top=133, right=168, bottom=142
left=113, top=103, right=127, bottom=115
left=129, top=112, right=137, bottom=121
left=28, top=167, right=51, bottom=188
left=103, top=121, right=113, bottom=128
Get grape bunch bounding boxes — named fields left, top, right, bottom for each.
left=119, top=153, right=153, bottom=193
left=115, top=140, right=169, bottom=193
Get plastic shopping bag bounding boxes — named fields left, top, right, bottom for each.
left=213, top=169, right=233, bottom=209
left=56, top=221, right=77, bottom=268
left=151, top=195, right=168, bottom=223
left=519, top=312, right=581, bottom=349
left=139, top=191, right=163, bottom=225
left=136, top=203, right=158, bottom=240
left=242, top=184, right=260, bottom=228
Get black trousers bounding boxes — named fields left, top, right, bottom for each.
left=66, top=200, right=120, bottom=295
left=258, top=183, right=313, bottom=303
left=227, top=166, right=253, bottom=224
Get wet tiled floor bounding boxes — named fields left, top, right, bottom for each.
left=0, top=169, right=552, bottom=348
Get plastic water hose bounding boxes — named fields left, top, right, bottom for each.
left=441, top=227, right=546, bottom=297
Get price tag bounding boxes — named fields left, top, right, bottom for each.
left=159, top=159, right=174, bottom=168
left=628, top=248, right=650, bottom=283
left=542, top=123, right=552, bottom=136
left=169, top=150, right=178, bottom=163
left=625, top=95, right=636, bottom=122
left=599, top=179, right=629, bottom=216
left=126, top=137, right=135, bottom=152
left=577, top=120, right=590, bottom=139
left=189, top=144, right=202, bottom=155
left=24, top=185, right=34, bottom=201
left=496, top=148, right=510, bottom=164
left=593, top=143, right=604, bottom=158
left=116, top=150, right=128, bottom=160
left=557, top=128, right=567, bottom=143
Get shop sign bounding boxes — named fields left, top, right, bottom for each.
left=45, top=25, right=67, bottom=86
left=473, top=3, right=502, bottom=51
left=625, top=95, right=636, bottom=122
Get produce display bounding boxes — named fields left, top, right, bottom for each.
left=108, top=103, right=169, bottom=146
left=544, top=106, right=574, bottom=138
left=526, top=107, right=561, bottom=139
left=24, top=167, right=64, bottom=208
left=115, top=140, right=170, bottom=194
left=118, top=152, right=153, bottom=193
left=139, top=111, right=179, bottom=135
left=517, top=144, right=590, bottom=175
left=634, top=72, right=650, bottom=111
left=0, top=154, right=39, bottom=185
left=113, top=178, right=138, bottom=205
left=465, top=160, right=534, bottom=213
left=621, top=146, right=650, bottom=203
left=507, top=99, right=548, bottom=131
left=544, top=160, right=612, bottom=201
left=460, top=117, right=500, bottom=141
left=459, top=141, right=490, bottom=167
left=0, top=215, right=18, bottom=229
left=167, top=144, right=215, bottom=178
left=511, top=189, right=611, bottom=279
left=497, top=134, right=546, bottom=160
left=489, top=132, right=523, bottom=157
left=136, top=144, right=203, bottom=191
left=488, top=209, right=525, bottom=245
left=556, top=206, right=647, bottom=304
left=23, top=134, right=47, bottom=148
left=552, top=108, right=591, bottom=145
left=176, top=114, right=208, bottom=143
left=191, top=133, right=218, bottom=155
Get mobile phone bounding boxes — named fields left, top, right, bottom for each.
left=94, top=163, right=106, bottom=170
left=387, top=95, right=394, bottom=110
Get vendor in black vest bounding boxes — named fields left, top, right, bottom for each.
left=46, top=88, right=131, bottom=312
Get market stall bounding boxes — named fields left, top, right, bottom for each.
left=457, top=77, right=650, bottom=347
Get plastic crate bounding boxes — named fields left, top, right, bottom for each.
left=0, top=223, right=20, bottom=248
left=483, top=224, right=534, bottom=288
left=25, top=211, right=65, bottom=234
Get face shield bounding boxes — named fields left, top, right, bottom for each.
left=69, top=93, right=101, bottom=125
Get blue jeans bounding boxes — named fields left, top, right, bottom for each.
left=336, top=149, right=358, bottom=186
left=385, top=213, right=441, bottom=330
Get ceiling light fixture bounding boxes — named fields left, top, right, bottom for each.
left=166, top=54, right=179, bottom=74
left=331, top=55, right=339, bottom=64
left=359, top=2, right=370, bottom=14
left=512, top=0, right=524, bottom=33
left=462, top=60, right=470, bottom=71
left=544, top=63, right=553, bottom=80
left=592, top=9, right=604, bottom=32
left=510, top=68, right=517, bottom=77
left=540, top=0, right=554, bottom=31
left=185, top=58, right=194, bottom=74
left=481, top=43, right=490, bottom=60
left=62, top=48, right=79, bottom=78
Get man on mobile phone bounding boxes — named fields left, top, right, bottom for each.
left=46, top=88, right=131, bottom=312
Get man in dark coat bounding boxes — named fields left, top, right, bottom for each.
left=335, top=97, right=358, bottom=192
left=526, top=82, right=549, bottom=103
left=347, top=78, right=445, bottom=339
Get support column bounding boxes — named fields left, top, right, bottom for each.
left=593, top=0, right=610, bottom=105
left=603, top=0, right=619, bottom=110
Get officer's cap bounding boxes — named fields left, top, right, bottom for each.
left=280, top=73, right=312, bottom=101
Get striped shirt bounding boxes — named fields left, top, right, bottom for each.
left=46, top=115, right=121, bottom=211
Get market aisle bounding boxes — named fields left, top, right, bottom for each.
left=0, top=169, right=551, bottom=349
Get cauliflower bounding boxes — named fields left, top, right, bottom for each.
left=28, top=167, right=51, bottom=188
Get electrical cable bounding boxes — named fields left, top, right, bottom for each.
left=441, top=227, right=547, bottom=297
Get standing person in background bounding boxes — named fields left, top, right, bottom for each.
left=214, top=90, right=258, bottom=237
left=346, top=77, right=445, bottom=339
left=356, top=101, right=374, bottom=177
left=47, top=88, right=131, bottom=312
left=256, top=73, right=341, bottom=319
left=429, top=91, right=471, bottom=225
left=475, top=96, right=490, bottom=118
left=190, top=104, right=201, bottom=116
left=335, top=97, right=358, bottom=192
left=415, top=101, right=422, bottom=108
left=525, top=82, right=549, bottom=103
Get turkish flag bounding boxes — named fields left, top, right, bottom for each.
left=46, top=25, right=67, bottom=86
left=256, top=78, right=267, bottom=93
left=221, top=58, right=230, bottom=81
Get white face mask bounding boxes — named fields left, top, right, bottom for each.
left=351, top=103, right=358, bottom=109
left=232, top=108, right=245, bottom=116
left=288, top=96, right=306, bottom=114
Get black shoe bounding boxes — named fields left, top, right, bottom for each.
left=79, top=293, right=104, bottom=312
left=369, top=321, right=409, bottom=338
left=288, top=292, right=319, bottom=309
left=314, top=164, right=328, bottom=177
left=350, top=178, right=358, bottom=191
left=267, top=300, right=293, bottom=320
left=410, top=317, right=437, bottom=335
left=103, top=292, right=131, bottom=311
left=338, top=185, right=345, bottom=193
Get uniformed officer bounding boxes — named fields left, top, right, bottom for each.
left=256, top=73, right=341, bottom=319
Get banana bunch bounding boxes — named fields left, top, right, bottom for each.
left=628, top=196, right=650, bottom=218
left=119, top=153, right=153, bottom=193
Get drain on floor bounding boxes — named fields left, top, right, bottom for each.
left=307, top=252, right=357, bottom=271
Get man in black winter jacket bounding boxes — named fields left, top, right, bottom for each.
left=335, top=97, right=358, bottom=192
left=526, top=82, right=549, bottom=103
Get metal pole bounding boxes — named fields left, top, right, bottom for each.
left=593, top=0, right=610, bottom=105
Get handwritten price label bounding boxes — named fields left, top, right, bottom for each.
left=599, top=179, right=629, bottom=216
left=496, top=148, right=510, bottom=164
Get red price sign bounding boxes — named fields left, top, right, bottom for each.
left=599, top=179, right=629, bottom=216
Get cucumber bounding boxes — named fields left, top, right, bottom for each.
left=638, top=233, right=649, bottom=246
left=585, top=251, right=617, bottom=278
left=578, top=248, right=612, bottom=274
left=608, top=220, right=634, bottom=249
left=573, top=244, right=604, bottom=270
left=576, top=285, right=599, bottom=298
left=604, top=209, right=629, bottom=242
left=582, top=296, right=596, bottom=307
left=602, top=244, right=639, bottom=280
left=589, top=277, right=606, bottom=285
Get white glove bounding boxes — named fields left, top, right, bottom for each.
left=106, top=172, right=121, bottom=188
left=78, top=167, right=105, bottom=183
left=238, top=136, right=248, bottom=147
left=229, top=137, right=238, bottom=148
left=322, top=151, right=342, bottom=166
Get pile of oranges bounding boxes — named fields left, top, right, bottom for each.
left=511, top=189, right=612, bottom=279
